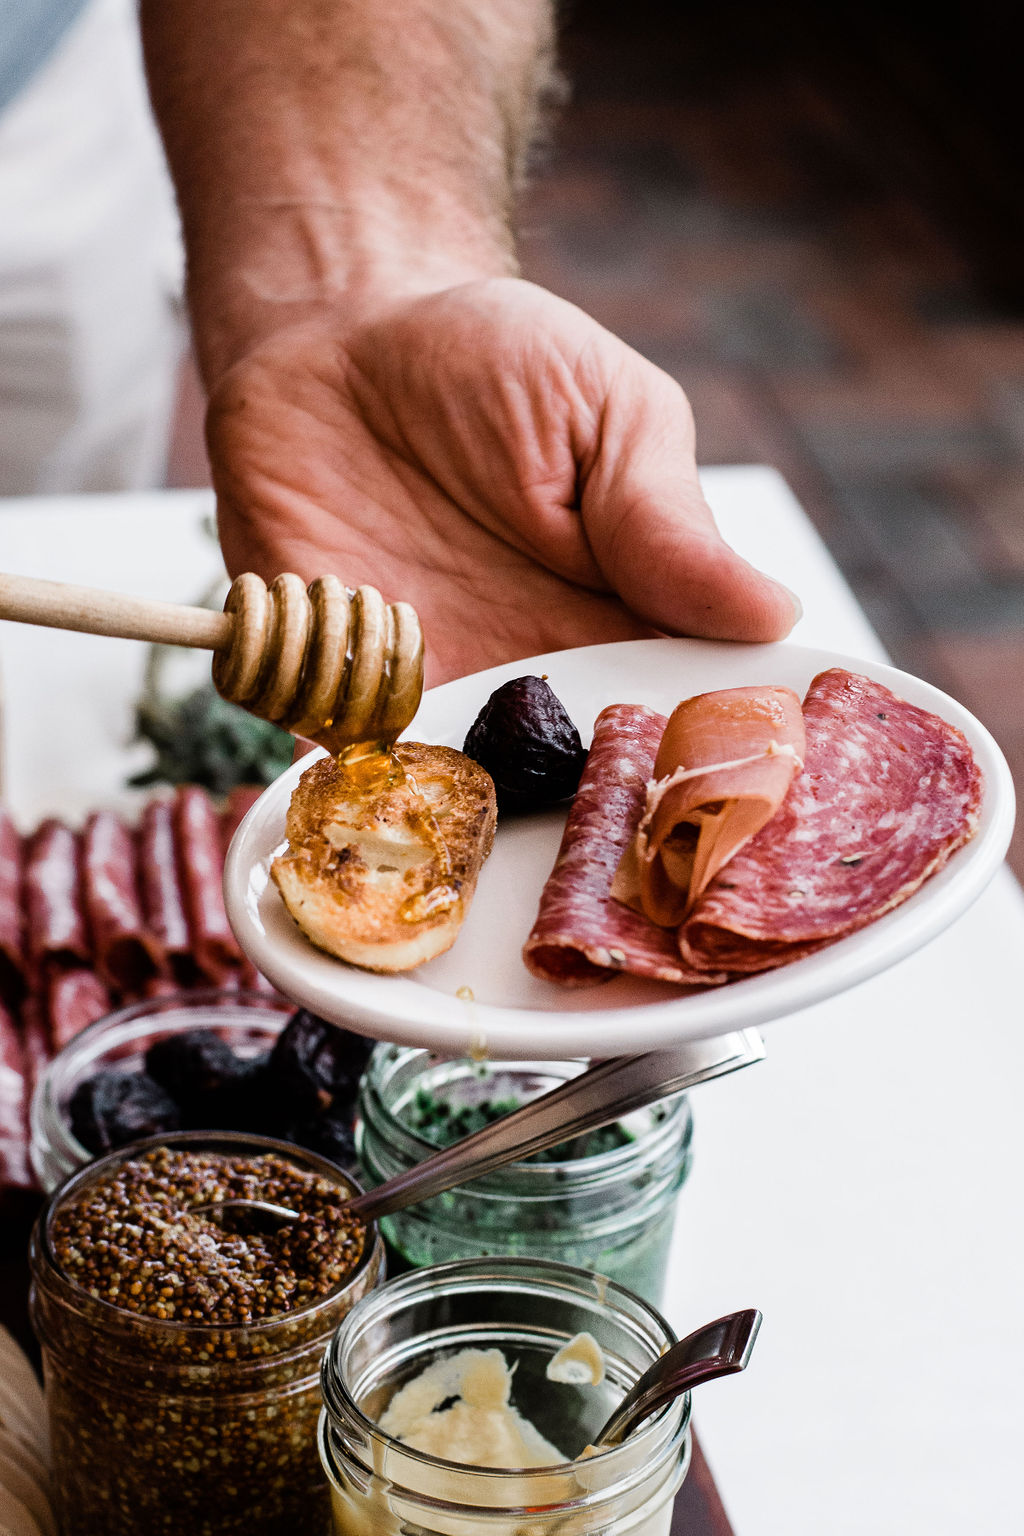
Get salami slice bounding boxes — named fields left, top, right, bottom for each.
left=221, top=786, right=274, bottom=992
left=523, top=705, right=716, bottom=987
left=138, top=799, right=200, bottom=988
left=678, top=669, right=983, bottom=973
left=238, top=962, right=281, bottom=997
left=220, top=784, right=264, bottom=856
left=82, top=811, right=163, bottom=994
left=0, top=811, right=26, bottom=1007
left=23, top=820, right=89, bottom=970
left=19, top=994, right=52, bottom=1101
left=0, top=1003, right=32, bottom=1193
left=45, top=964, right=111, bottom=1053
left=173, top=786, right=243, bottom=984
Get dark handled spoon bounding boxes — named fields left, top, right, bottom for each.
left=592, top=1307, right=762, bottom=1448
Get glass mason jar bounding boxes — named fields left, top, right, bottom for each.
left=318, top=1256, right=691, bottom=1536
left=30, top=989, right=291, bottom=1192
left=29, top=1130, right=384, bottom=1536
left=357, top=1046, right=693, bottom=1306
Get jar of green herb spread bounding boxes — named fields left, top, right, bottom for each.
left=356, top=1047, right=693, bottom=1306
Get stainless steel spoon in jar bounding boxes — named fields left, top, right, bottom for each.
left=592, top=1307, right=762, bottom=1448
left=193, top=1029, right=763, bottom=1230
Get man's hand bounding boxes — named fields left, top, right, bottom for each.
left=209, top=277, right=799, bottom=686
left=142, top=0, right=798, bottom=683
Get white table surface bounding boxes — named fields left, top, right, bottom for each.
left=1, top=467, right=1022, bottom=1535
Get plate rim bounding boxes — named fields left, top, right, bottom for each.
left=224, top=638, right=1015, bottom=1057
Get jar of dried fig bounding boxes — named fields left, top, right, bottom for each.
left=29, top=1131, right=383, bottom=1536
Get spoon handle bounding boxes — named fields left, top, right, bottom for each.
left=0, top=570, right=230, bottom=647
left=593, top=1308, right=763, bottom=1448
left=343, top=1029, right=764, bottom=1222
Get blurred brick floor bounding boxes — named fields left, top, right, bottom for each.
left=167, top=11, right=1023, bottom=881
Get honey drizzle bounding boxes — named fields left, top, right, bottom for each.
left=334, top=740, right=458, bottom=925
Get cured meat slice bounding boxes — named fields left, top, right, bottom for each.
left=23, top=820, right=89, bottom=970
left=173, top=785, right=243, bottom=984
left=19, top=993, right=53, bottom=1100
left=0, top=811, right=26, bottom=1007
left=138, top=799, right=201, bottom=988
left=523, top=705, right=716, bottom=987
left=220, top=784, right=264, bottom=856
left=46, top=965, right=112, bottom=1053
left=0, top=1003, right=32, bottom=1192
left=612, top=686, right=805, bottom=926
left=679, top=668, right=983, bottom=973
left=82, top=811, right=163, bottom=994
left=239, top=957, right=281, bottom=996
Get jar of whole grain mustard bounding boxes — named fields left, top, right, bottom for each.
left=357, top=1046, right=693, bottom=1306
left=318, top=1256, right=691, bottom=1536
left=29, top=1130, right=383, bottom=1536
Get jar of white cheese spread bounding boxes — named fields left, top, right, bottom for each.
left=357, top=1047, right=693, bottom=1306
left=318, top=1256, right=691, bottom=1536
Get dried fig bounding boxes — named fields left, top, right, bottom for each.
left=463, top=676, right=587, bottom=811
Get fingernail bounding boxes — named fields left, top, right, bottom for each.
left=780, top=583, right=803, bottom=623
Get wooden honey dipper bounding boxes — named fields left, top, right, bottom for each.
left=0, top=570, right=424, bottom=753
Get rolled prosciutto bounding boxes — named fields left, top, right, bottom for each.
left=82, top=811, right=163, bottom=994
left=612, top=686, right=805, bottom=926
left=523, top=705, right=713, bottom=987
left=678, top=669, right=983, bottom=973
left=526, top=669, right=982, bottom=991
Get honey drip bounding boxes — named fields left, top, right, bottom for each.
left=336, top=738, right=407, bottom=791
left=336, top=739, right=457, bottom=927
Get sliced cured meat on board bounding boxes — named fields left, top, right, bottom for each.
left=23, top=821, right=89, bottom=971
left=0, top=783, right=281, bottom=1200
left=523, top=705, right=715, bottom=987
left=220, top=784, right=264, bottom=856
left=219, top=790, right=282, bottom=991
left=45, top=966, right=112, bottom=1054
left=0, top=811, right=26, bottom=1007
left=173, top=786, right=244, bottom=983
left=18, top=995, right=51, bottom=1102
left=678, top=668, right=983, bottom=974
left=81, top=812, right=164, bottom=994
left=138, top=798, right=200, bottom=987
left=0, top=1003, right=31, bottom=1193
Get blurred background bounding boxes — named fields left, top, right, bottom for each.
left=9, top=0, right=1021, bottom=876
left=168, top=1, right=1024, bottom=879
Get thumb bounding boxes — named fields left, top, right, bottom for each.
left=580, top=364, right=801, bottom=643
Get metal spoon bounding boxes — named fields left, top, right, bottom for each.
left=189, top=1197, right=301, bottom=1233
left=592, top=1307, right=762, bottom=1448
left=343, top=1028, right=765, bottom=1223
left=192, top=1029, right=764, bottom=1231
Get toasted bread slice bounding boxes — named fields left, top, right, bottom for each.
left=271, top=743, right=497, bottom=973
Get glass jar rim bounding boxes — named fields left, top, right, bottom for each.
left=321, top=1254, right=690, bottom=1485
left=31, top=1128, right=382, bottom=1341
left=359, top=1046, right=692, bottom=1191
left=30, top=988, right=291, bottom=1174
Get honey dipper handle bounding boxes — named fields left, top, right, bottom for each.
left=0, top=572, right=233, bottom=650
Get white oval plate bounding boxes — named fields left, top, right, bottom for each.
left=224, top=639, right=1015, bottom=1058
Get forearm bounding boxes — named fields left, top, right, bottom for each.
left=140, top=0, right=557, bottom=384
